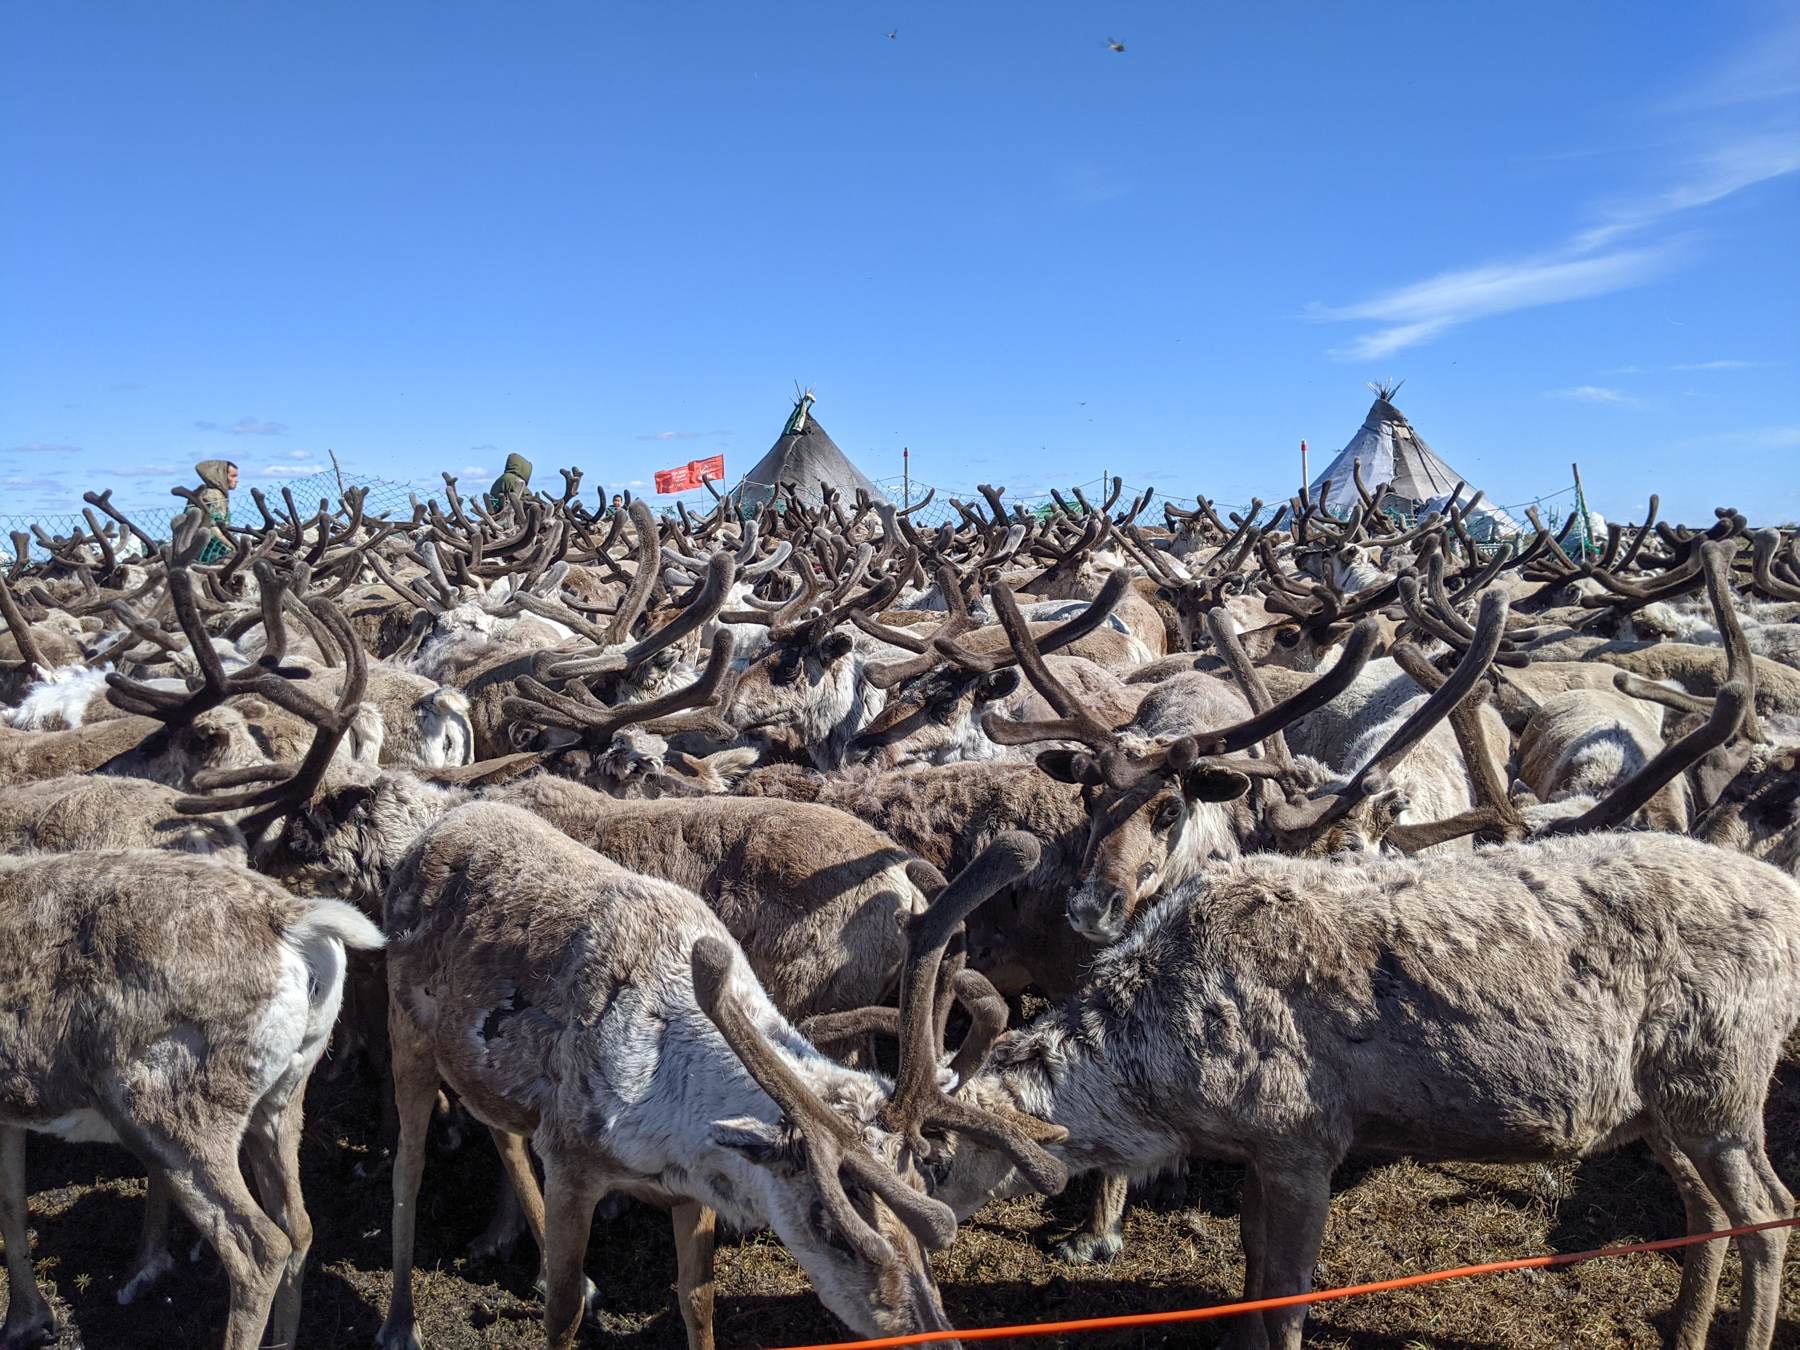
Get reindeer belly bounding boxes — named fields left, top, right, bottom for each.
left=1336, top=1011, right=1645, bottom=1162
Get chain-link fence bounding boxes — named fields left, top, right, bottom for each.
left=1, top=470, right=1605, bottom=558
left=0, top=469, right=451, bottom=559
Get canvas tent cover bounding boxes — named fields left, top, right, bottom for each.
left=730, top=396, right=888, bottom=509
left=1309, top=392, right=1464, bottom=514
left=1419, top=490, right=1525, bottom=543
left=1310, top=390, right=1526, bottom=540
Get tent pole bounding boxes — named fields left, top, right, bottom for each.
left=1300, top=439, right=1308, bottom=498
left=903, top=447, right=909, bottom=508
left=1572, top=461, right=1594, bottom=559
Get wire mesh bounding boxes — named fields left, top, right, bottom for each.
left=1, top=470, right=1606, bottom=558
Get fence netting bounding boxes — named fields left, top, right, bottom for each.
left=2, top=470, right=1599, bottom=558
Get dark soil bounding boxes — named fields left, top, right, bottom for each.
left=7, top=1044, right=1800, bottom=1349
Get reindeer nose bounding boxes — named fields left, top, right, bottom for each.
left=1068, top=886, right=1128, bottom=945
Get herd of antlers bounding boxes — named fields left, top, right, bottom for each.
left=3, top=462, right=1800, bottom=1350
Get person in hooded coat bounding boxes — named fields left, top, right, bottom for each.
left=486, top=453, right=533, bottom=511
left=176, top=459, right=237, bottom=563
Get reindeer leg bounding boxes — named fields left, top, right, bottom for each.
left=1, top=1125, right=55, bottom=1349
left=1683, top=1131, right=1793, bottom=1350
left=374, top=1012, right=443, bottom=1350
left=1222, top=1162, right=1269, bottom=1350
left=486, top=1127, right=600, bottom=1312
left=672, top=1201, right=717, bottom=1350
left=128, top=1120, right=290, bottom=1350
left=469, top=1155, right=527, bottom=1261
left=539, top=1159, right=605, bottom=1350
left=1649, top=1131, right=1727, bottom=1350
left=116, top=1168, right=175, bottom=1305
left=1248, top=1160, right=1331, bottom=1350
left=241, top=1089, right=312, bottom=1350
left=1055, top=1173, right=1127, bottom=1264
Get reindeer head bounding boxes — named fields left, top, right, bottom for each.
left=850, top=665, right=1020, bottom=766
left=691, top=937, right=968, bottom=1341
left=1037, top=749, right=1249, bottom=943
left=789, top=834, right=1070, bottom=1236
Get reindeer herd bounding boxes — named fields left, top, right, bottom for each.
left=2, top=469, right=1800, bottom=1350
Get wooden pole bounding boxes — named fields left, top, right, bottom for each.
left=1571, top=461, right=1594, bottom=559
left=1301, top=439, right=1309, bottom=498
left=903, top=447, right=909, bottom=508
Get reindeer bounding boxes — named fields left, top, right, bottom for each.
left=0, top=850, right=382, bottom=1350
left=960, top=832, right=1800, bottom=1350
left=376, top=804, right=1063, bottom=1350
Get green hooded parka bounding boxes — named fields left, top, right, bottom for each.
left=487, top=453, right=533, bottom=511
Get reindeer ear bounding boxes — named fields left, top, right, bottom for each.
left=976, top=668, right=1020, bottom=702
left=1180, top=766, right=1251, bottom=803
left=328, top=784, right=377, bottom=824
left=819, top=632, right=853, bottom=664
left=1036, top=749, right=1104, bottom=785
left=709, top=1117, right=802, bottom=1174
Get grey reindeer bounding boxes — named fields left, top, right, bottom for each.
left=959, top=831, right=1800, bottom=1350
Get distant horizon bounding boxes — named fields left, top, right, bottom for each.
left=4, top=3, right=1794, bottom=529
left=2, top=381, right=1778, bottom=536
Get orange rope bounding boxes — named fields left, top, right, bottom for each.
left=779, top=1215, right=1800, bottom=1350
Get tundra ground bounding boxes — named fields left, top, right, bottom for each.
left=8, top=1043, right=1800, bottom=1349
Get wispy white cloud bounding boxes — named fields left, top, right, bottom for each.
left=1673, top=359, right=1761, bottom=370
left=638, top=430, right=701, bottom=441
left=1599, top=365, right=1649, bottom=375
left=1311, top=18, right=1800, bottom=360
left=194, top=421, right=217, bottom=431
left=230, top=417, right=287, bottom=436
left=470, top=443, right=498, bottom=452
left=5, top=442, right=80, bottom=454
left=1737, top=425, right=1800, bottom=449
left=252, top=463, right=318, bottom=478
left=1315, top=247, right=1674, bottom=361
left=3, top=476, right=62, bottom=491
left=1549, top=385, right=1635, bottom=404
left=462, top=464, right=488, bottom=477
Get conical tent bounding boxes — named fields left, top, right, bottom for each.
left=1308, top=384, right=1465, bottom=516
left=730, top=394, right=888, bottom=510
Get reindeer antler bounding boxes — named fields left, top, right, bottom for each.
left=689, top=937, right=958, bottom=1262
left=878, top=831, right=1068, bottom=1197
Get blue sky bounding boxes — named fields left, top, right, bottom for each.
left=2, top=2, right=1795, bottom=530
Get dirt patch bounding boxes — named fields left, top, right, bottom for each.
left=6, top=1053, right=1800, bottom=1348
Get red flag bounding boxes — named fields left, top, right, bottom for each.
left=654, top=464, right=696, bottom=493
left=654, top=455, right=726, bottom=494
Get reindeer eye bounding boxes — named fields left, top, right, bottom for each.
left=1154, top=802, right=1181, bottom=831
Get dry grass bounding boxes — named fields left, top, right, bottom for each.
left=6, top=1049, right=1800, bottom=1348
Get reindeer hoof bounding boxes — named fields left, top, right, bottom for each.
left=1, top=1303, right=56, bottom=1350
left=1054, top=1228, right=1123, bottom=1265
left=374, top=1317, right=424, bottom=1350
left=530, top=1272, right=600, bottom=1315
left=117, top=1248, right=175, bottom=1304
left=466, top=1225, right=518, bottom=1262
